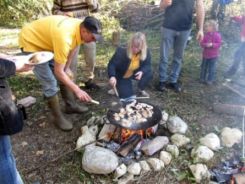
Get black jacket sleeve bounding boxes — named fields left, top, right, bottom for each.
left=0, top=58, right=16, bottom=79
left=107, top=47, right=123, bottom=78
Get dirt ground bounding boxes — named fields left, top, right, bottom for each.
left=10, top=69, right=244, bottom=184
left=1, top=27, right=244, bottom=184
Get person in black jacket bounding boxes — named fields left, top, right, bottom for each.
left=107, top=32, right=152, bottom=101
left=0, top=55, right=33, bottom=184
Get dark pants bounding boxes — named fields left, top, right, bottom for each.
left=200, top=57, right=218, bottom=82
left=116, top=71, right=152, bottom=99
left=225, top=42, right=245, bottom=76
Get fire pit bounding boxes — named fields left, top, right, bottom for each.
left=105, top=101, right=162, bottom=157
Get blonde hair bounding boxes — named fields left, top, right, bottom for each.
left=127, top=32, right=147, bottom=60
left=205, top=20, right=219, bottom=32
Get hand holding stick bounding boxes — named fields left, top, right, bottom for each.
left=113, top=86, right=119, bottom=97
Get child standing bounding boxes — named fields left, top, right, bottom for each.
left=224, top=14, right=245, bottom=78
left=200, top=20, right=222, bottom=85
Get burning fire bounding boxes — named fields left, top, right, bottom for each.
left=121, top=127, right=154, bottom=142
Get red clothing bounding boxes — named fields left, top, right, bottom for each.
left=232, top=16, right=245, bottom=41
left=200, top=31, right=222, bottom=59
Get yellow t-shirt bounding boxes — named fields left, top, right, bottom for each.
left=19, top=15, right=83, bottom=64
left=123, top=54, right=140, bottom=78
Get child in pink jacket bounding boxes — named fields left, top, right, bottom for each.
left=200, top=20, right=222, bottom=85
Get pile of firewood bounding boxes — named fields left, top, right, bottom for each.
left=115, top=0, right=163, bottom=31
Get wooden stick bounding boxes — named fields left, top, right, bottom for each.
left=23, top=135, right=107, bottom=174
left=223, top=83, right=245, bottom=99
left=213, top=103, right=245, bottom=116
left=113, top=86, right=119, bottom=97
left=90, top=99, right=100, bottom=105
left=135, top=96, right=150, bottom=99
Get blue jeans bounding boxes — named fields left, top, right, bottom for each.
left=225, top=42, right=245, bottom=75
left=21, top=50, right=76, bottom=98
left=159, top=27, right=191, bottom=83
left=0, top=136, right=23, bottom=184
left=33, top=60, right=58, bottom=97
left=116, top=71, right=152, bottom=99
left=200, top=57, right=218, bottom=82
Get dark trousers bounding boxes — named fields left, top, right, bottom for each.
left=226, top=42, right=245, bottom=76
left=116, top=71, right=152, bottom=99
left=200, top=57, right=218, bottom=82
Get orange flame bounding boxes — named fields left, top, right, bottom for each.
left=121, top=127, right=154, bottom=142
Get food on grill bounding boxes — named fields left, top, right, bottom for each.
left=28, top=54, right=41, bottom=64
left=113, top=102, right=154, bottom=126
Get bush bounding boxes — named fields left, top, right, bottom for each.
left=0, top=0, right=52, bottom=27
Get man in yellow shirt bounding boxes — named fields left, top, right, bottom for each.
left=52, top=0, right=100, bottom=90
left=19, top=15, right=102, bottom=131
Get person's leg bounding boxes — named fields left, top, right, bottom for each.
left=169, top=29, right=191, bottom=83
left=116, top=78, right=134, bottom=99
left=240, top=43, right=245, bottom=75
left=82, top=42, right=99, bottom=89
left=0, top=136, right=23, bottom=184
left=60, top=48, right=89, bottom=114
left=33, top=61, right=58, bottom=97
left=200, top=58, right=208, bottom=82
left=137, top=71, right=153, bottom=97
left=225, top=43, right=243, bottom=77
left=69, top=46, right=80, bottom=82
left=33, top=61, right=73, bottom=131
left=138, top=71, right=153, bottom=90
left=157, top=27, right=175, bottom=91
left=207, top=58, right=217, bottom=83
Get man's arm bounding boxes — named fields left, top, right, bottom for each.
left=159, top=0, right=172, bottom=11
left=54, top=62, right=92, bottom=102
left=196, top=0, right=205, bottom=42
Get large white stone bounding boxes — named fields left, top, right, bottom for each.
left=17, top=96, right=36, bottom=107
left=171, top=134, right=190, bottom=147
left=82, top=145, right=118, bottom=174
left=114, top=164, right=127, bottom=179
left=189, top=164, right=211, bottom=183
left=139, top=160, right=151, bottom=172
left=167, top=116, right=188, bottom=134
left=191, top=145, right=214, bottom=163
left=166, top=144, right=179, bottom=158
left=141, top=136, right=169, bottom=156
left=147, top=158, right=164, bottom=171
left=160, top=111, right=169, bottom=125
left=159, top=151, right=172, bottom=165
left=221, top=127, right=243, bottom=147
left=76, top=125, right=98, bottom=151
left=127, top=162, right=141, bottom=175
left=199, top=133, right=220, bottom=151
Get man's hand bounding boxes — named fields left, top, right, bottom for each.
left=109, top=76, right=117, bottom=87
left=196, top=30, right=204, bottom=42
left=196, top=0, right=205, bottom=42
left=74, top=88, right=92, bottom=102
left=135, top=71, right=143, bottom=80
left=15, top=62, right=34, bottom=73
